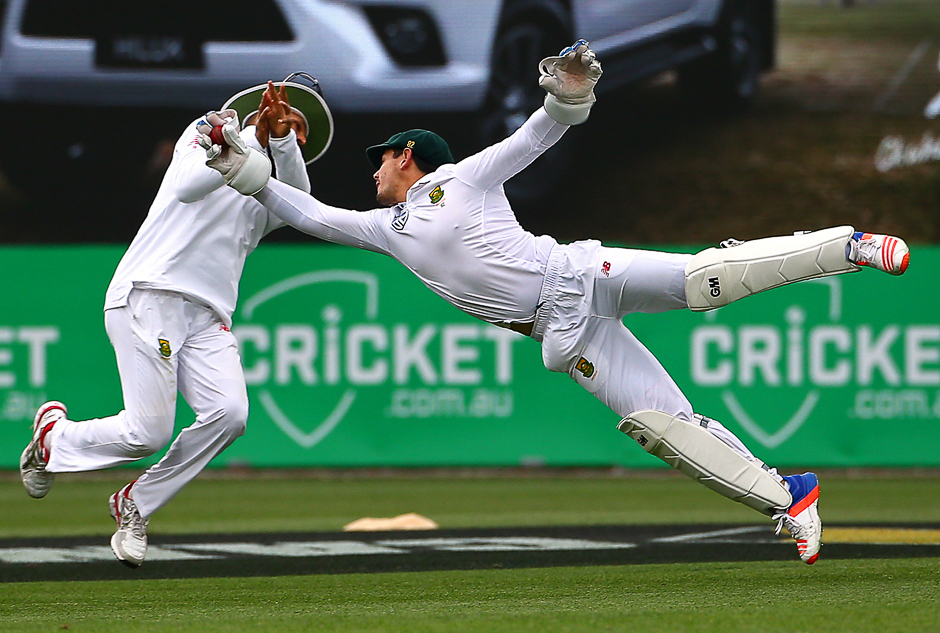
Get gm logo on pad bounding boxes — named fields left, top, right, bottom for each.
left=708, top=277, right=722, bottom=297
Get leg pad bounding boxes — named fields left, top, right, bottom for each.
left=685, top=226, right=859, bottom=311
left=618, top=410, right=792, bottom=515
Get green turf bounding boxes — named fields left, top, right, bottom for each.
left=2, top=471, right=939, bottom=537
left=1, top=559, right=937, bottom=633
left=3, top=473, right=939, bottom=632
left=2, top=471, right=938, bottom=632
left=780, top=0, right=940, bottom=43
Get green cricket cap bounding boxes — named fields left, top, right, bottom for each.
left=366, top=129, right=454, bottom=170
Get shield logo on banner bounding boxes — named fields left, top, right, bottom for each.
left=238, top=270, right=380, bottom=449
left=695, top=277, right=846, bottom=450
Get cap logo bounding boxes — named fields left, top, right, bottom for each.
left=406, top=140, right=416, bottom=148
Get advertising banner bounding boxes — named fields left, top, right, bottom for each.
left=0, top=245, right=935, bottom=469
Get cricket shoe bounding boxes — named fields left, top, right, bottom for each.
left=109, top=481, right=149, bottom=568
left=773, top=472, right=822, bottom=565
left=20, top=401, right=67, bottom=498
left=847, top=232, right=910, bottom=275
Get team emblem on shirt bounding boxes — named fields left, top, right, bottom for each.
left=158, top=338, right=172, bottom=358
left=575, top=356, right=595, bottom=379
left=429, top=185, right=444, bottom=204
left=391, top=205, right=409, bottom=231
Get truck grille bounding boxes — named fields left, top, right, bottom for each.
left=21, top=0, right=294, bottom=41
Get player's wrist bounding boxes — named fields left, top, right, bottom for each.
left=268, top=128, right=297, bottom=146
left=227, top=148, right=272, bottom=195
left=245, top=127, right=267, bottom=152
left=543, top=93, right=594, bottom=125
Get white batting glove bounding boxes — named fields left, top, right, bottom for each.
left=196, top=109, right=241, bottom=160
left=538, top=39, right=603, bottom=125
left=203, top=123, right=272, bottom=196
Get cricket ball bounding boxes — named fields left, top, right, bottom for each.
left=209, top=125, right=225, bottom=146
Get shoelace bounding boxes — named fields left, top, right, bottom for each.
left=24, top=435, right=49, bottom=471
left=24, top=445, right=42, bottom=469
left=847, top=238, right=862, bottom=263
left=772, top=511, right=813, bottom=541
left=121, top=496, right=149, bottom=538
left=847, top=236, right=882, bottom=266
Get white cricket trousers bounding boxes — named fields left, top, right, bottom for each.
left=45, top=289, right=249, bottom=519
left=535, top=241, right=759, bottom=462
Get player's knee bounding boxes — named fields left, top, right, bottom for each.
left=211, top=395, right=249, bottom=440
left=128, top=417, right=175, bottom=456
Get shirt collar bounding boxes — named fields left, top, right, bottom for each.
left=405, top=173, right=442, bottom=203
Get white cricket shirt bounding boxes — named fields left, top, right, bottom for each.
left=255, top=107, right=568, bottom=325
left=104, top=120, right=310, bottom=326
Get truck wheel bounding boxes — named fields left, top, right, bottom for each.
left=474, top=0, right=571, bottom=200
left=679, top=0, right=763, bottom=113
left=479, top=1, right=570, bottom=146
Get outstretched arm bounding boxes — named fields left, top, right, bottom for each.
left=455, top=40, right=602, bottom=190
left=454, top=108, right=567, bottom=191
left=198, top=115, right=388, bottom=256
left=254, top=179, right=391, bottom=255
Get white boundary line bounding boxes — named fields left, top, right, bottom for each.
left=649, top=526, right=766, bottom=544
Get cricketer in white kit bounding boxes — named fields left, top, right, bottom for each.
left=207, top=41, right=909, bottom=565
left=19, top=77, right=331, bottom=567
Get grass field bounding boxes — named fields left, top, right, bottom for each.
left=2, top=559, right=938, bottom=633
left=4, top=470, right=940, bottom=537
left=2, top=473, right=939, bottom=632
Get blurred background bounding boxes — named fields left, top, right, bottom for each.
left=1, top=0, right=938, bottom=472
left=0, top=0, right=936, bottom=246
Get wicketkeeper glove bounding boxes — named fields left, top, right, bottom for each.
left=199, top=122, right=272, bottom=196
left=196, top=110, right=240, bottom=160
left=538, top=39, right=603, bottom=125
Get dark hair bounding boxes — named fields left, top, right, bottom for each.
left=391, top=148, right=436, bottom=174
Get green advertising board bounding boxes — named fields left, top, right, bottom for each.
left=0, top=244, right=934, bottom=469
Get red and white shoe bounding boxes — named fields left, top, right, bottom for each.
left=110, top=481, right=149, bottom=568
left=774, top=472, right=822, bottom=564
left=20, top=401, right=67, bottom=499
left=848, top=232, right=910, bottom=275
